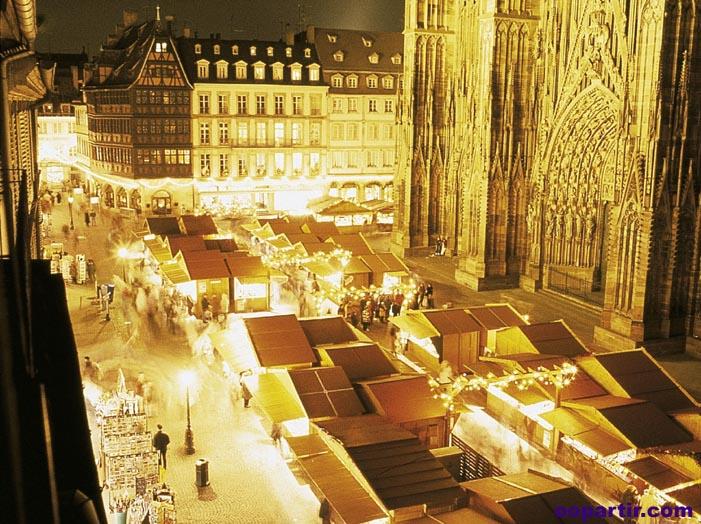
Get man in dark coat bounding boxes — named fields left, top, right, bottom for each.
left=152, top=424, right=171, bottom=469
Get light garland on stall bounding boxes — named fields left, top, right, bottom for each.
left=314, top=280, right=420, bottom=306
left=428, top=363, right=579, bottom=411
left=261, top=247, right=352, bottom=271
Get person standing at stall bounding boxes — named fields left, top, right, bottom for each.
left=152, top=424, right=170, bottom=469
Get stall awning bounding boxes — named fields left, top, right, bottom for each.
left=375, top=252, right=408, bottom=274
left=180, top=214, right=218, bottom=235
left=266, top=234, right=294, bottom=251
left=159, top=258, right=190, bottom=284
left=344, top=256, right=371, bottom=275
left=541, top=408, right=632, bottom=457
left=389, top=315, right=438, bottom=340
left=302, top=260, right=342, bottom=278
left=208, top=330, right=259, bottom=373
left=226, top=256, right=269, bottom=279
left=244, top=372, right=306, bottom=423
left=180, top=251, right=230, bottom=280
left=143, top=235, right=173, bottom=264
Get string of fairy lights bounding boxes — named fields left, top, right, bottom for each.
left=428, top=363, right=579, bottom=411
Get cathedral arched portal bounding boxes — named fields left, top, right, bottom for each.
left=541, top=84, right=623, bottom=297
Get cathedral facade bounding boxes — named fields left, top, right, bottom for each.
left=393, top=0, right=701, bottom=353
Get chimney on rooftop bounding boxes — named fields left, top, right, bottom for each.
left=285, top=30, right=294, bottom=46
left=183, top=25, right=191, bottom=38
left=306, top=25, right=315, bottom=44
left=165, top=15, right=175, bottom=35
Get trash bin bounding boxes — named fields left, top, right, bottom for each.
left=195, top=458, right=209, bottom=487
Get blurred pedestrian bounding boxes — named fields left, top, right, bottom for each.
left=241, top=379, right=253, bottom=408
left=361, top=306, right=372, bottom=331
left=83, top=356, right=102, bottom=382
left=426, top=283, right=434, bottom=308
left=271, top=422, right=283, bottom=448
left=84, top=211, right=90, bottom=227
left=86, top=258, right=96, bottom=282
left=389, top=325, right=398, bottom=356
left=152, top=424, right=170, bottom=469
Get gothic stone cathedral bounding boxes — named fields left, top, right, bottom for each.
left=392, top=0, right=701, bottom=353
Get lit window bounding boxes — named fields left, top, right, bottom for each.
left=285, top=47, right=292, bottom=57
left=254, top=64, right=265, bottom=80
left=304, top=48, right=311, bottom=58
left=327, top=34, right=337, bottom=43
left=290, top=65, right=302, bottom=81
left=213, top=44, right=220, bottom=55
left=197, top=62, right=209, bottom=79
left=368, top=52, right=379, bottom=64
left=219, top=154, right=229, bottom=176
left=332, top=75, right=343, bottom=88
left=309, top=65, right=320, bottom=82
left=235, top=62, right=247, bottom=79
left=272, top=64, right=284, bottom=80
left=274, top=123, right=284, bottom=147
left=333, top=50, right=344, bottom=62
left=347, top=76, right=358, bottom=88
left=195, top=43, right=202, bottom=54
left=250, top=46, right=257, bottom=56
left=216, top=61, right=228, bottom=79
left=362, top=36, right=373, bottom=47
left=155, top=41, right=167, bottom=52
left=232, top=45, right=239, bottom=55
left=200, top=153, right=210, bottom=175
left=367, top=75, right=378, bottom=88
left=267, top=46, right=274, bottom=57
left=391, top=53, right=402, bottom=65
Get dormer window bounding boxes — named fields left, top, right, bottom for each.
left=250, top=46, right=257, bottom=56
left=368, top=52, right=379, bottom=64
left=235, top=61, right=247, bottom=80
left=285, top=47, right=292, bottom=58
left=362, top=36, right=373, bottom=47
left=194, top=43, right=202, bottom=54
left=308, top=64, right=320, bottom=82
left=232, top=45, right=239, bottom=55
left=267, top=46, right=274, bottom=57
left=333, top=50, right=344, bottom=62
left=254, top=62, right=265, bottom=80
left=331, top=74, right=343, bottom=88
left=347, top=75, right=358, bottom=88
left=391, top=53, right=402, bottom=65
left=155, top=41, right=167, bottom=52
left=382, top=75, right=394, bottom=89
left=327, top=34, right=337, bottom=43
left=272, top=63, right=284, bottom=81
left=367, top=74, right=378, bottom=88
left=214, top=44, right=221, bottom=55
left=197, top=60, right=209, bottom=79
left=290, top=64, right=302, bottom=81
left=216, top=60, right=228, bottom=79
left=304, top=48, right=311, bottom=58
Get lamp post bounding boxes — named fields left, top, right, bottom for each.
left=180, top=371, right=196, bottom=455
left=117, top=247, right=128, bottom=282
left=67, top=195, right=74, bottom=230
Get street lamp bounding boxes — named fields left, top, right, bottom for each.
left=180, top=370, right=196, bottom=455
left=67, top=195, right=74, bottom=230
left=117, top=247, right=128, bottom=282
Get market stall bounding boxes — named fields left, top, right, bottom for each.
left=225, top=255, right=270, bottom=313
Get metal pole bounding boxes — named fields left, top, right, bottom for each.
left=184, top=386, right=195, bottom=454
left=68, top=199, right=74, bottom=229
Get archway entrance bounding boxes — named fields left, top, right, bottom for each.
left=541, top=85, right=624, bottom=305
left=151, top=190, right=172, bottom=215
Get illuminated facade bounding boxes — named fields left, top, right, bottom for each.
left=395, top=0, right=701, bottom=352
left=312, top=27, right=402, bottom=204
left=178, top=32, right=328, bottom=215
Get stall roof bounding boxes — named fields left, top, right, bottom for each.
left=360, top=199, right=394, bottom=213
left=317, top=200, right=373, bottom=216
left=302, top=259, right=342, bottom=278
left=286, top=433, right=388, bottom=524
left=326, top=234, right=374, bottom=255
left=204, top=237, right=238, bottom=252
left=496, top=321, right=588, bottom=357
left=345, top=256, right=372, bottom=275
left=389, top=315, right=438, bottom=341
left=243, top=314, right=318, bottom=367
left=167, top=234, right=207, bottom=256
left=159, top=257, right=190, bottom=284
left=301, top=221, right=341, bottom=240
left=359, top=375, right=446, bottom=423
left=375, top=252, right=409, bottom=274
left=576, top=350, right=697, bottom=412
left=284, top=233, right=320, bottom=245
left=316, top=415, right=465, bottom=511
left=568, top=396, right=693, bottom=448
left=420, top=309, right=482, bottom=336
left=225, top=255, right=268, bottom=279
left=541, top=408, right=631, bottom=457
left=268, top=222, right=303, bottom=236
left=624, top=456, right=693, bottom=490
left=299, top=316, right=358, bottom=346
left=180, top=250, right=230, bottom=280
left=143, top=235, right=173, bottom=263
left=145, top=216, right=181, bottom=235
left=667, top=484, right=701, bottom=512
left=244, top=371, right=306, bottom=423
left=180, top=214, right=218, bottom=235
left=319, top=342, right=397, bottom=381
left=462, top=472, right=609, bottom=524
left=266, top=234, right=294, bottom=251
left=401, top=508, right=500, bottom=524
left=466, top=304, right=528, bottom=330
left=288, top=367, right=365, bottom=419
left=208, top=330, right=259, bottom=372
left=298, top=242, right=337, bottom=255
left=307, top=195, right=343, bottom=213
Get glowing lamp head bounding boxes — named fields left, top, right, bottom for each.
left=180, top=370, right=196, bottom=388
left=67, top=195, right=74, bottom=204
left=117, top=247, right=129, bottom=259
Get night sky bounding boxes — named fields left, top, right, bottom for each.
left=36, top=0, right=405, bottom=54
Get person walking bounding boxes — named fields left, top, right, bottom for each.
left=152, top=424, right=171, bottom=469
left=361, top=305, right=372, bottom=332
left=82, top=356, right=102, bottom=382
left=271, top=422, right=283, bottom=449
left=425, top=283, right=434, bottom=309
left=241, top=379, right=253, bottom=408
left=86, top=258, right=96, bottom=283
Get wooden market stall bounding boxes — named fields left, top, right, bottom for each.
left=465, top=303, right=528, bottom=354
left=494, top=320, right=589, bottom=358
left=224, top=255, right=270, bottom=313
